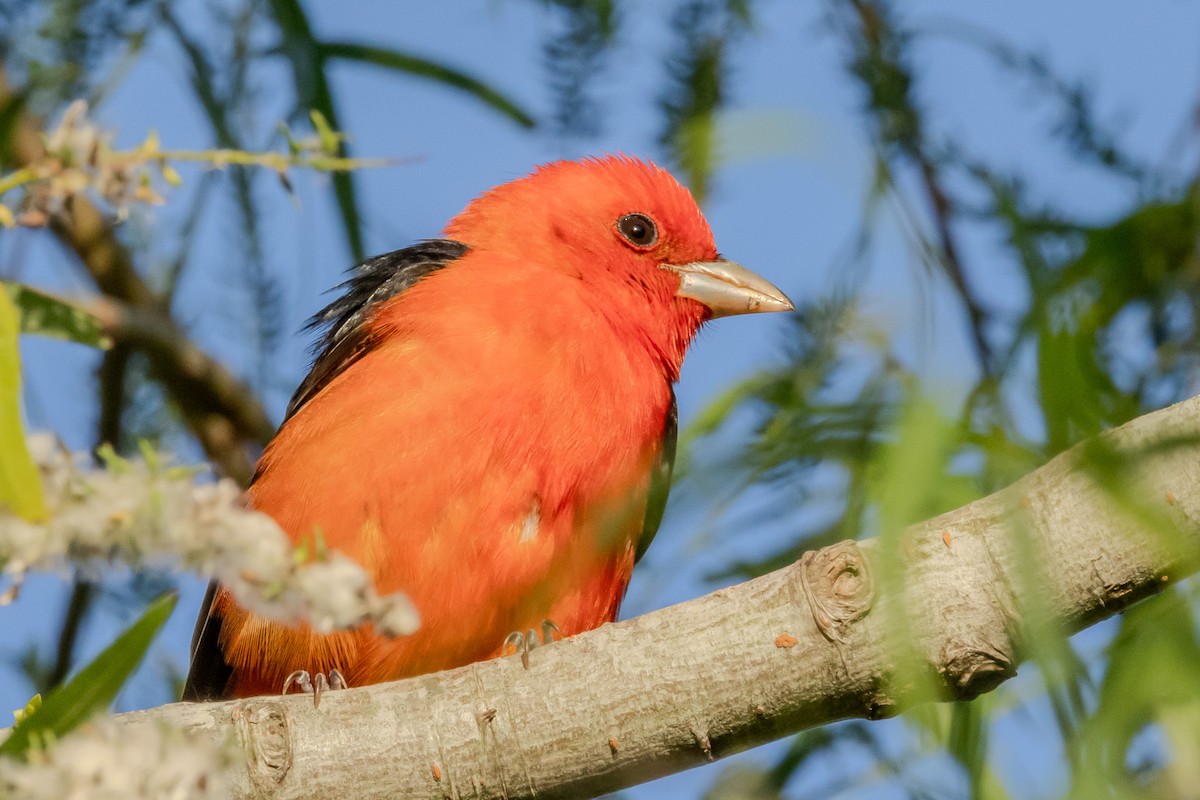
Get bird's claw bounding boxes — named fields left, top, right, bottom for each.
left=541, top=618, right=563, bottom=645
left=282, top=668, right=347, bottom=708
left=502, top=619, right=563, bottom=669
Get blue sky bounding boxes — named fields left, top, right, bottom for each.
left=5, top=1, right=1200, bottom=797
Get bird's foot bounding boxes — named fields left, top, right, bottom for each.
left=282, top=669, right=347, bottom=708
left=502, top=619, right=563, bottom=669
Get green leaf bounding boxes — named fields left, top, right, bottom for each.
left=0, top=289, right=46, bottom=521
left=2, top=281, right=108, bottom=349
left=11, top=694, right=41, bottom=726
left=0, top=593, right=177, bottom=758
left=320, top=40, right=536, bottom=130
left=94, top=442, right=131, bottom=474
left=0, top=91, right=29, bottom=168
left=1071, top=590, right=1200, bottom=796
left=872, top=395, right=963, bottom=533
left=309, top=109, right=342, bottom=155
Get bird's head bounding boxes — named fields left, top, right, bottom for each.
left=444, top=155, right=793, bottom=368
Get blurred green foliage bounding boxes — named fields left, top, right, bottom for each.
left=684, top=2, right=1200, bottom=798
left=0, top=287, right=46, bottom=521
left=2, top=0, right=1200, bottom=797
left=0, top=593, right=175, bottom=758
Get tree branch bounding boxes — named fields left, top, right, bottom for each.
left=0, top=67, right=273, bottom=485
left=841, top=0, right=995, bottom=371
left=85, top=297, right=276, bottom=482
left=75, top=394, right=1200, bottom=799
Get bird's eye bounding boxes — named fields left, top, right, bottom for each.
left=616, top=213, right=658, bottom=248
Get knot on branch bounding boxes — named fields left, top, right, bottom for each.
left=939, top=638, right=1014, bottom=700
left=232, top=699, right=293, bottom=791
left=798, top=541, right=874, bottom=643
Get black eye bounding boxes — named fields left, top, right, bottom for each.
left=616, top=213, right=658, bottom=248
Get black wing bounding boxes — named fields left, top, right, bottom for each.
left=285, top=239, right=470, bottom=420
left=180, top=581, right=229, bottom=701
left=181, top=239, right=470, bottom=702
left=635, top=390, right=677, bottom=563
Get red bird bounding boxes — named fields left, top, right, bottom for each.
left=183, top=156, right=792, bottom=701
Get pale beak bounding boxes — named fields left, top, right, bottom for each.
left=664, top=259, right=795, bottom=318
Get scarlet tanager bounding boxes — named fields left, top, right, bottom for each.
left=182, top=155, right=793, bottom=701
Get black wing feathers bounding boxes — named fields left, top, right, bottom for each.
left=182, top=239, right=468, bottom=702
left=284, top=239, right=469, bottom=420
left=636, top=390, right=677, bottom=563
left=180, top=580, right=231, bottom=701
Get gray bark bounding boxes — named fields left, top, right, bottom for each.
left=111, top=395, right=1200, bottom=799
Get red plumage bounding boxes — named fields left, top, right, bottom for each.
left=183, top=156, right=791, bottom=700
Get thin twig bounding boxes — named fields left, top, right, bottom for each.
left=1, top=66, right=272, bottom=484
left=43, top=580, right=94, bottom=692
left=86, top=297, right=274, bottom=485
